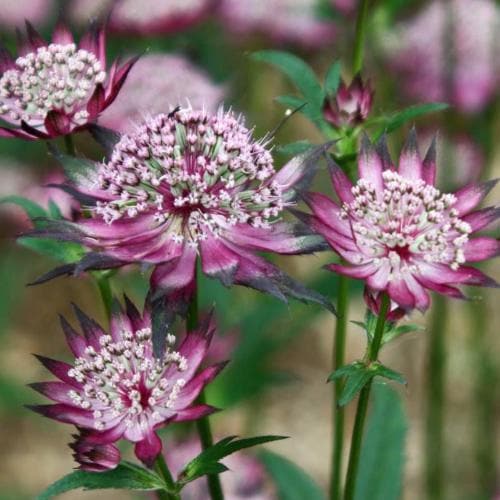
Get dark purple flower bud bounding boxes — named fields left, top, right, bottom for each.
left=70, top=430, right=121, bottom=472
left=323, top=75, right=374, bottom=128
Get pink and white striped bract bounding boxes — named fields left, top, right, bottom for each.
left=29, top=299, right=224, bottom=466
left=304, top=132, right=499, bottom=312
left=0, top=21, right=136, bottom=140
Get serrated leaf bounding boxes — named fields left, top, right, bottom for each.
left=260, top=451, right=326, bottom=500
left=324, top=61, right=341, bottom=96
left=37, top=462, right=165, bottom=499
left=277, top=140, right=314, bottom=156
left=383, top=323, right=425, bottom=344
left=179, top=435, right=287, bottom=485
left=252, top=50, right=324, bottom=119
left=355, top=383, right=407, bottom=500
left=339, top=366, right=375, bottom=406
left=373, top=363, right=406, bottom=385
left=0, top=195, right=47, bottom=222
left=327, top=361, right=364, bottom=382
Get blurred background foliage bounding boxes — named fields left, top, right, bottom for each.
left=0, top=0, right=499, bottom=499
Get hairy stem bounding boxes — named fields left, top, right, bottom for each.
left=330, top=276, right=349, bottom=500
left=343, top=293, right=390, bottom=500
left=352, top=0, right=371, bottom=74
left=425, top=294, right=447, bottom=500
left=188, top=276, right=224, bottom=500
left=154, top=454, right=181, bottom=500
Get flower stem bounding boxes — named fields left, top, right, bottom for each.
left=343, top=292, right=390, bottom=500
left=187, top=278, right=224, bottom=500
left=64, top=134, right=76, bottom=156
left=352, top=0, right=371, bottom=75
left=425, top=294, right=447, bottom=500
left=94, top=272, right=113, bottom=321
left=154, top=454, right=181, bottom=500
left=330, top=275, right=349, bottom=500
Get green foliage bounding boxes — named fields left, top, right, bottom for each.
left=324, top=61, right=342, bottom=97
left=178, top=435, right=287, bottom=486
left=260, top=450, right=326, bottom=500
left=276, top=140, right=315, bottom=156
left=37, top=462, right=166, bottom=499
left=354, top=383, right=407, bottom=500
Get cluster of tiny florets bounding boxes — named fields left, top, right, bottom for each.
left=67, top=328, right=187, bottom=431
left=0, top=43, right=106, bottom=125
left=94, top=108, right=282, bottom=245
left=341, top=170, right=471, bottom=278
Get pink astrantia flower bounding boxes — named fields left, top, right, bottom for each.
left=29, top=299, right=225, bottom=466
left=100, top=54, right=225, bottom=134
left=219, top=0, right=336, bottom=49
left=331, top=0, right=357, bottom=16
left=30, top=107, right=330, bottom=311
left=0, top=0, right=53, bottom=28
left=301, top=132, right=499, bottom=312
left=0, top=21, right=137, bottom=140
left=384, top=0, right=499, bottom=113
left=166, top=438, right=276, bottom=499
left=323, top=75, right=374, bottom=129
left=70, top=429, right=121, bottom=472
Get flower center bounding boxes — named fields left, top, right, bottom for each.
left=67, top=329, right=188, bottom=431
left=341, top=170, right=471, bottom=275
left=94, top=109, right=283, bottom=246
left=0, top=43, right=106, bottom=126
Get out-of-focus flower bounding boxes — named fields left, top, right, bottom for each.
left=0, top=0, right=53, bottom=28
left=0, top=22, right=137, bottom=140
left=301, top=131, right=499, bottom=313
left=29, top=299, right=224, bottom=466
left=322, top=75, right=373, bottom=128
left=383, top=0, right=500, bottom=113
left=100, top=54, right=225, bottom=134
left=219, top=0, right=335, bottom=49
left=30, top=107, right=330, bottom=311
left=331, top=0, right=357, bottom=16
left=166, top=438, right=276, bottom=500
left=102, top=0, right=212, bottom=35
left=70, top=429, right=121, bottom=472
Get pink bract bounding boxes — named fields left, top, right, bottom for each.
left=70, top=429, right=121, bottom=472
left=302, top=131, right=499, bottom=313
left=0, top=0, right=53, bottom=28
left=99, top=54, right=225, bottom=134
left=29, top=299, right=224, bottom=466
left=0, top=21, right=137, bottom=140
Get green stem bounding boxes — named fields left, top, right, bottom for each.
left=330, top=275, right=349, bottom=500
left=425, top=294, right=447, bottom=500
left=64, top=134, right=76, bottom=155
left=352, top=0, right=371, bottom=74
left=187, top=275, right=224, bottom=500
left=94, top=273, right=113, bottom=321
left=343, top=293, right=390, bottom=500
left=154, top=454, right=181, bottom=500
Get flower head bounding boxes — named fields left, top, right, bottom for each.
left=100, top=54, right=225, bottom=134
left=70, top=429, right=121, bottom=472
left=30, top=107, right=331, bottom=311
left=29, top=298, right=224, bottom=466
left=0, top=21, right=137, bottom=140
left=302, top=131, right=499, bottom=312
left=323, top=75, right=373, bottom=129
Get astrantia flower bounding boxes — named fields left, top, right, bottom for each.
left=100, top=54, right=225, bottom=134
left=0, top=0, right=53, bottom=28
left=70, top=429, right=121, bottom=472
left=0, top=21, right=136, bottom=140
left=29, top=299, right=224, bottom=466
left=323, top=75, right=373, bottom=129
left=167, top=438, right=276, bottom=499
left=383, top=0, right=499, bottom=113
left=219, top=0, right=336, bottom=49
left=31, top=107, right=330, bottom=311
left=301, top=132, right=499, bottom=312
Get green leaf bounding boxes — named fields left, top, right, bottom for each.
left=339, top=365, right=375, bottom=406
left=277, top=140, right=314, bottom=156
left=327, top=361, right=364, bottom=382
left=49, top=145, right=96, bottom=185
left=373, top=363, right=407, bottom=385
left=251, top=50, right=324, bottom=119
left=371, top=102, right=449, bottom=136
left=37, top=462, right=166, bottom=499
left=260, top=451, right=326, bottom=500
left=383, top=323, right=425, bottom=344
left=179, top=435, right=287, bottom=485
left=324, top=61, right=341, bottom=96
left=0, top=195, right=47, bottom=222
left=275, top=95, right=308, bottom=109
left=47, top=200, right=63, bottom=219
left=354, top=383, right=407, bottom=500
left=18, top=237, right=85, bottom=263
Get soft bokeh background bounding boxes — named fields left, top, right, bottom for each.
left=0, top=0, right=499, bottom=499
